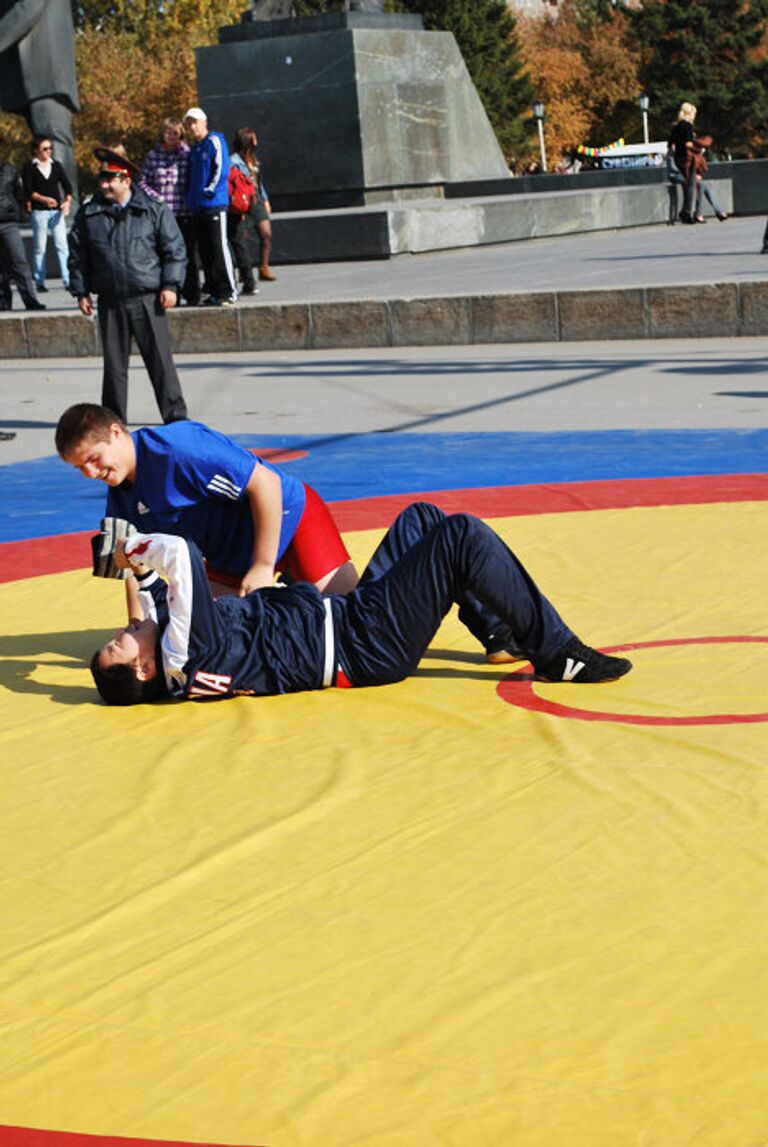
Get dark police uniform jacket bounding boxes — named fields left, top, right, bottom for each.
left=68, top=186, right=186, bottom=301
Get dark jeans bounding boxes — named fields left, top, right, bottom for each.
left=334, top=503, right=573, bottom=686
left=0, top=222, right=39, bottom=308
left=98, top=293, right=188, bottom=424
left=175, top=214, right=202, bottom=305
left=227, top=211, right=255, bottom=290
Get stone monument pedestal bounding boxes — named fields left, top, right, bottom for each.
left=195, top=11, right=511, bottom=212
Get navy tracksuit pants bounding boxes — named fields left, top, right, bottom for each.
left=333, top=503, right=573, bottom=687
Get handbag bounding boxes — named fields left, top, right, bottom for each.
left=228, top=166, right=256, bottom=216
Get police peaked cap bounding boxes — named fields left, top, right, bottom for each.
left=93, top=145, right=141, bottom=178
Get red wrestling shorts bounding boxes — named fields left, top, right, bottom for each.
left=276, top=482, right=350, bottom=583
left=206, top=482, right=350, bottom=588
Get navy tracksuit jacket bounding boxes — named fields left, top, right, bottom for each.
left=127, top=503, right=574, bottom=700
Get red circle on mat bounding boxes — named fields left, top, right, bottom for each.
left=497, top=636, right=768, bottom=726
left=248, top=447, right=307, bottom=463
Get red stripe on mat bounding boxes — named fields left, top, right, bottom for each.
left=330, top=473, right=768, bottom=531
left=0, top=1129, right=265, bottom=1147
left=1, top=531, right=92, bottom=583
left=2, top=473, right=766, bottom=584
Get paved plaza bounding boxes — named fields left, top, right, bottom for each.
left=7, top=214, right=768, bottom=315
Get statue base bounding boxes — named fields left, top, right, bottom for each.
left=196, top=12, right=511, bottom=210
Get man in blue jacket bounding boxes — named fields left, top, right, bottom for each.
left=90, top=502, right=632, bottom=706
left=184, top=106, right=238, bottom=307
left=68, top=146, right=189, bottom=425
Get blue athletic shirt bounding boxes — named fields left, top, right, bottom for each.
left=105, top=421, right=306, bottom=578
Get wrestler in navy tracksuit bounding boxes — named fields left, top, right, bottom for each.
left=127, top=502, right=575, bottom=701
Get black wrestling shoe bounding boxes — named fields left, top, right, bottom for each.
left=535, top=637, right=632, bottom=684
left=484, top=626, right=524, bottom=664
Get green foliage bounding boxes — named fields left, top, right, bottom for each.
left=632, top=0, right=768, bottom=156
left=72, top=0, right=250, bottom=39
left=393, top=0, right=534, bottom=159
left=292, top=0, right=345, bottom=12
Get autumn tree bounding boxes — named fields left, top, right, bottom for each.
left=518, top=0, right=642, bottom=168
left=631, top=0, right=768, bottom=156
left=566, top=0, right=644, bottom=146
left=57, top=0, right=248, bottom=192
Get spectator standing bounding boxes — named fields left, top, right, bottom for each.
left=139, top=117, right=200, bottom=306
left=0, top=138, right=45, bottom=311
left=184, top=106, right=237, bottom=307
left=668, top=102, right=698, bottom=224
left=690, top=135, right=728, bottom=223
left=21, top=134, right=72, bottom=291
left=228, top=126, right=275, bottom=294
left=68, top=145, right=189, bottom=425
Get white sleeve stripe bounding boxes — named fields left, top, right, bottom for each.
left=122, top=533, right=196, bottom=691
left=206, top=474, right=242, bottom=499
left=158, top=540, right=195, bottom=690
left=205, top=135, right=223, bottom=193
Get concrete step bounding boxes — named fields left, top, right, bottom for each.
left=2, top=277, right=766, bottom=359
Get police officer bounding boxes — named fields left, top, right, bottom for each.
left=68, top=145, right=189, bottom=424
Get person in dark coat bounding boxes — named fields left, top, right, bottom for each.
left=667, top=101, right=698, bottom=225
left=0, top=137, right=45, bottom=311
left=68, top=146, right=189, bottom=425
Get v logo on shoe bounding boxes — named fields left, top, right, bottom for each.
left=562, top=657, right=586, bottom=681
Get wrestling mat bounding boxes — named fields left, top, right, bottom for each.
left=1, top=429, right=767, bottom=1147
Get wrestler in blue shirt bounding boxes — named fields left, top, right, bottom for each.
left=56, top=404, right=358, bottom=600
left=105, top=420, right=306, bottom=581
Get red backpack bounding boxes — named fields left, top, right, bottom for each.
left=228, top=166, right=256, bottom=215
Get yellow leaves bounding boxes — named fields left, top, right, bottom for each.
left=518, top=3, right=642, bottom=166
left=71, top=0, right=250, bottom=191
left=0, top=111, right=30, bottom=169
left=75, top=26, right=197, bottom=191
left=155, top=0, right=251, bottom=43
left=519, top=19, right=592, bottom=161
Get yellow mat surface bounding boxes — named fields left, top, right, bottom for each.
left=2, top=503, right=767, bottom=1146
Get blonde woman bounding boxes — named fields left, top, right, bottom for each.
left=668, top=102, right=698, bottom=223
